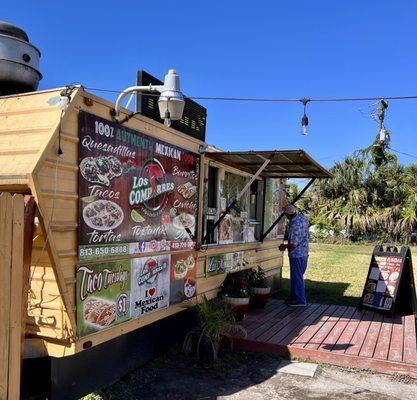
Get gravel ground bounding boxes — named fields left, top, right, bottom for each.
left=83, top=349, right=417, bottom=400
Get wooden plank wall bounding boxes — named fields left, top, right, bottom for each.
left=0, top=90, right=64, bottom=187
left=0, top=89, right=78, bottom=345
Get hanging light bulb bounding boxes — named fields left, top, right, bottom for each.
left=164, top=110, right=171, bottom=127
left=301, top=113, right=309, bottom=135
left=300, top=98, right=310, bottom=136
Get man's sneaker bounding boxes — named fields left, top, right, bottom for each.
left=286, top=300, right=307, bottom=307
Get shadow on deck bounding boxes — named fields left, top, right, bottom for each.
left=230, top=299, right=417, bottom=378
left=274, top=278, right=360, bottom=307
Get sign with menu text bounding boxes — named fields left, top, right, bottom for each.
left=76, top=253, right=199, bottom=337
left=170, top=251, right=197, bottom=304
left=206, top=251, right=246, bottom=276
left=78, top=111, right=199, bottom=261
left=76, top=260, right=131, bottom=337
left=130, top=255, right=170, bottom=318
left=359, top=245, right=416, bottom=316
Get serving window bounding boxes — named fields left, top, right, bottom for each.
left=202, top=165, right=274, bottom=245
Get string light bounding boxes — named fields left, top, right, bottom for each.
left=82, top=86, right=417, bottom=138
left=300, top=98, right=310, bottom=136
left=83, top=86, right=417, bottom=103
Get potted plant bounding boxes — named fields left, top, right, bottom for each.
left=183, top=296, right=245, bottom=362
left=247, top=266, right=271, bottom=309
left=221, top=271, right=250, bottom=321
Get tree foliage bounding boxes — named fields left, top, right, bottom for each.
left=302, top=145, right=417, bottom=241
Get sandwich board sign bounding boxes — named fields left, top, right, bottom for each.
left=359, top=245, right=417, bottom=317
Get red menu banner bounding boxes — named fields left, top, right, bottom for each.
left=78, top=111, right=200, bottom=260
left=362, top=255, right=402, bottom=311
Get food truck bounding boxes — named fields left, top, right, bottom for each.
left=0, top=22, right=331, bottom=399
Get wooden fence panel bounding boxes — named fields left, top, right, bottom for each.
left=8, top=195, right=24, bottom=400
left=0, top=192, right=13, bottom=400
left=0, top=193, right=34, bottom=400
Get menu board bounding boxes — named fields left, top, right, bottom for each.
left=76, top=260, right=131, bottom=337
left=170, top=251, right=197, bottom=304
left=360, top=245, right=416, bottom=316
left=76, top=250, right=198, bottom=337
left=78, top=111, right=200, bottom=261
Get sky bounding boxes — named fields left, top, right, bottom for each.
left=3, top=1, right=417, bottom=168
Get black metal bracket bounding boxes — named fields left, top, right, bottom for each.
left=260, top=177, right=316, bottom=241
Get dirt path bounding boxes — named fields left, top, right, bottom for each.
left=83, top=349, right=417, bottom=400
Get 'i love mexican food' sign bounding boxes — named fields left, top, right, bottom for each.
left=78, top=111, right=200, bottom=261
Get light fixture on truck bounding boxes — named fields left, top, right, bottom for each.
left=113, top=69, right=185, bottom=127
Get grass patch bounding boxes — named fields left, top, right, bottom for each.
left=276, top=243, right=417, bottom=306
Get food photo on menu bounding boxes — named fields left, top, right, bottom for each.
left=83, top=200, right=124, bottom=231
left=83, top=297, right=116, bottom=328
left=80, top=155, right=123, bottom=186
left=218, top=216, right=233, bottom=244
left=366, top=279, right=377, bottom=292
left=389, top=271, right=399, bottom=281
left=170, top=252, right=197, bottom=304
left=363, top=292, right=375, bottom=305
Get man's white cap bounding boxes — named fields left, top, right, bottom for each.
left=283, top=204, right=297, bottom=215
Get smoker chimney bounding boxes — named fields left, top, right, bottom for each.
left=0, top=21, right=42, bottom=96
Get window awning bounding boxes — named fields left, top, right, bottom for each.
left=205, top=150, right=332, bottom=179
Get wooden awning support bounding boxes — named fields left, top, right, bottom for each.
left=260, top=177, right=316, bottom=241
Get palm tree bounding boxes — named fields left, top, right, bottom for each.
left=337, top=189, right=378, bottom=236
left=396, top=191, right=417, bottom=237
left=303, top=147, right=417, bottom=242
left=318, top=155, right=367, bottom=198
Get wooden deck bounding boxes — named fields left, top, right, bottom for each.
left=230, top=299, right=417, bottom=378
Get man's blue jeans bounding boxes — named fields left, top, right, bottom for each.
left=289, top=256, right=308, bottom=304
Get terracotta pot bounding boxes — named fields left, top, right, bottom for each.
left=249, top=286, right=271, bottom=309
left=223, top=296, right=250, bottom=321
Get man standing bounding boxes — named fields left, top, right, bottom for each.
left=279, top=204, right=309, bottom=306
